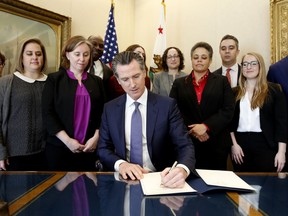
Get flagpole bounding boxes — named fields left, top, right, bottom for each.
left=161, top=0, right=166, bottom=21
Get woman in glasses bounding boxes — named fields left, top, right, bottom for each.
left=152, top=47, right=186, bottom=97
left=230, top=52, right=287, bottom=172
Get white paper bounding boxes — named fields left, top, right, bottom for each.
left=140, top=172, right=196, bottom=196
left=196, top=169, right=256, bottom=191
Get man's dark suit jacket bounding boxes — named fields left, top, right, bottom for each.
left=97, top=91, right=195, bottom=172
left=230, top=83, right=287, bottom=149
left=89, top=60, right=113, bottom=99
left=267, top=56, right=288, bottom=171
left=213, top=64, right=241, bottom=86
left=267, top=56, right=288, bottom=102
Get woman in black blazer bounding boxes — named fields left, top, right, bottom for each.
left=230, top=52, right=287, bottom=172
left=170, top=42, right=235, bottom=170
left=42, top=36, right=106, bottom=171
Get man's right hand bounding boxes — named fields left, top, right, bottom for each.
left=119, top=162, right=148, bottom=180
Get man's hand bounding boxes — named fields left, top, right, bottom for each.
left=160, top=196, right=185, bottom=211
left=119, top=162, right=148, bottom=180
left=160, top=167, right=188, bottom=188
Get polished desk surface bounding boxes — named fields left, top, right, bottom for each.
left=0, top=171, right=287, bottom=216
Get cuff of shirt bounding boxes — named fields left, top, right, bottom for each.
left=176, top=164, right=190, bottom=176
left=114, top=159, right=127, bottom=171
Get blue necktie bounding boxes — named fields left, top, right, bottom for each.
left=130, top=184, right=143, bottom=216
left=130, top=102, right=143, bottom=166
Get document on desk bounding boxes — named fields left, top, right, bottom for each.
left=140, top=172, right=196, bottom=196
left=195, top=169, right=256, bottom=191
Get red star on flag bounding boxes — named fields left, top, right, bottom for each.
left=158, top=25, right=163, bottom=34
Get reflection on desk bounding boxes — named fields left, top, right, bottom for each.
left=0, top=172, right=287, bottom=216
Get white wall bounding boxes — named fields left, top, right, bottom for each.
left=22, top=0, right=271, bottom=72
left=134, top=0, right=270, bottom=72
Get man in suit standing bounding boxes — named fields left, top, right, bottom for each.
left=98, top=51, right=195, bottom=188
left=213, top=34, right=241, bottom=87
left=88, top=35, right=113, bottom=98
left=267, top=56, right=288, bottom=171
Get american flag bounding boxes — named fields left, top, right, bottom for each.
left=101, top=3, right=119, bottom=65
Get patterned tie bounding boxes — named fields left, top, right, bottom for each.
left=130, top=102, right=143, bottom=166
left=226, top=68, right=232, bottom=85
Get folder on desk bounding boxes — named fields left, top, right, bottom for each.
left=140, top=170, right=256, bottom=196
left=190, top=169, right=256, bottom=193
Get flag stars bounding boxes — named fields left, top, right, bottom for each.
left=158, top=25, right=163, bottom=34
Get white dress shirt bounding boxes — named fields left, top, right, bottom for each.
left=237, top=92, right=262, bottom=132
left=92, top=60, right=104, bottom=78
left=221, top=64, right=239, bottom=87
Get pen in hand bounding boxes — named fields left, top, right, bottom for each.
left=160, top=161, right=178, bottom=186
left=169, top=161, right=178, bottom=173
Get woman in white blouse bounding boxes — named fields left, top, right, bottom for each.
left=230, top=52, right=287, bottom=172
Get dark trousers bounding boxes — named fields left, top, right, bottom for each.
left=45, top=143, right=97, bottom=171
left=193, top=139, right=229, bottom=170
left=7, top=152, right=47, bottom=171
left=233, top=132, right=278, bottom=172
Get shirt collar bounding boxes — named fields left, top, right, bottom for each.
left=126, top=88, right=148, bottom=107
left=14, top=71, right=47, bottom=83
left=222, top=63, right=238, bottom=72
left=191, top=70, right=209, bottom=85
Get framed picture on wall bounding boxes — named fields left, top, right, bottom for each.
left=0, top=0, right=71, bottom=75
left=270, top=0, right=288, bottom=64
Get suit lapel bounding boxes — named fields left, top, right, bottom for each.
left=146, top=92, right=158, bottom=159
left=185, top=74, right=203, bottom=118
left=116, top=96, right=127, bottom=158
left=163, top=73, right=171, bottom=96
left=200, top=73, right=215, bottom=110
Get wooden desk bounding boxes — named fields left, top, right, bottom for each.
left=0, top=172, right=287, bottom=216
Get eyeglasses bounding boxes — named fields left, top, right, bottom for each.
left=242, top=61, right=259, bottom=68
left=167, top=55, right=180, bottom=60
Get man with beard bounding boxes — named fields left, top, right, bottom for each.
left=88, top=35, right=113, bottom=99
left=213, top=34, right=240, bottom=88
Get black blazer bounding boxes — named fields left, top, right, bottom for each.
left=170, top=72, right=235, bottom=149
left=213, top=64, right=241, bottom=86
left=230, top=83, right=287, bottom=149
left=89, top=60, right=113, bottom=99
left=42, top=68, right=106, bottom=147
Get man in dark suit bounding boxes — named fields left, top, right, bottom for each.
left=98, top=51, right=195, bottom=188
left=213, top=34, right=241, bottom=87
left=267, top=56, right=288, bottom=103
left=267, top=56, right=288, bottom=171
left=88, top=35, right=113, bottom=99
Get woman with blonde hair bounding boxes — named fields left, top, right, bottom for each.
left=42, top=35, right=105, bottom=171
left=230, top=52, right=287, bottom=172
